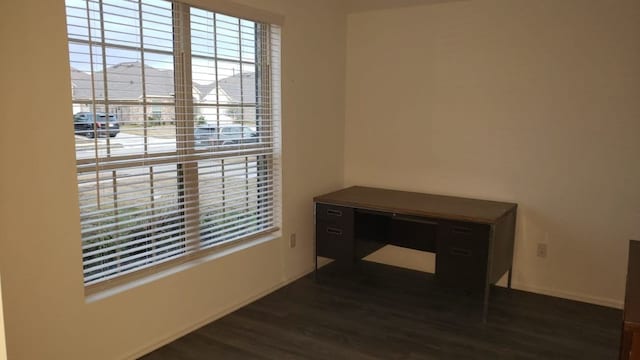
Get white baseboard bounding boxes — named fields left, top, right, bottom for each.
left=123, top=266, right=315, bottom=360
left=510, top=283, right=623, bottom=309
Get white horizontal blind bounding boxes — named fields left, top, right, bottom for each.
left=65, top=0, right=281, bottom=285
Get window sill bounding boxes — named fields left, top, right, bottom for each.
left=85, top=232, right=281, bottom=303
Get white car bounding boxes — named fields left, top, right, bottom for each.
left=194, top=125, right=258, bottom=147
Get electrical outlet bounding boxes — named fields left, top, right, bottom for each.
left=536, top=243, right=547, bottom=258
left=289, top=233, right=296, bottom=248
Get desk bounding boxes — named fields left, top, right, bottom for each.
left=314, top=186, right=518, bottom=322
left=621, top=240, right=640, bottom=360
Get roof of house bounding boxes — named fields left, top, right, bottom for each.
left=71, top=62, right=174, bottom=100
left=71, top=62, right=255, bottom=104
left=217, top=72, right=256, bottom=104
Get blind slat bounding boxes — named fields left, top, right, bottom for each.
left=82, top=196, right=275, bottom=244
left=79, top=182, right=276, bottom=222
left=85, top=218, right=276, bottom=275
left=84, top=211, right=275, bottom=262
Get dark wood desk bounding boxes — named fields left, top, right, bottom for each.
left=314, top=186, right=518, bottom=322
left=621, top=240, right=640, bottom=360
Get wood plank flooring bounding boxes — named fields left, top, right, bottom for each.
left=141, top=262, right=622, bottom=359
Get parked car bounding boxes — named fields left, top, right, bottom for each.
left=194, top=125, right=258, bottom=147
left=74, top=112, right=120, bottom=138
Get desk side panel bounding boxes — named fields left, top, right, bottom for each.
left=315, top=203, right=355, bottom=262
left=489, top=207, right=517, bottom=285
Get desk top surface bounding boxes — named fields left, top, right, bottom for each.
left=625, top=240, right=640, bottom=325
left=314, top=186, right=517, bottom=224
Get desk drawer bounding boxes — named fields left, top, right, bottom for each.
left=436, top=221, right=490, bottom=290
left=316, top=203, right=354, bottom=227
left=316, top=220, right=354, bottom=261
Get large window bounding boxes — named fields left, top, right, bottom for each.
left=65, top=0, right=281, bottom=286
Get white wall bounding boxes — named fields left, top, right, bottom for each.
left=345, top=0, right=640, bottom=307
left=0, top=0, right=345, bottom=359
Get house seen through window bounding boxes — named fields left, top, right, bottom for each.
left=65, top=0, right=281, bottom=286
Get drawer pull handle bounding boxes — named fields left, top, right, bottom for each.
left=326, top=227, right=343, bottom=236
left=451, top=247, right=472, bottom=257
left=327, top=209, right=343, bottom=217
left=452, top=226, right=472, bottom=235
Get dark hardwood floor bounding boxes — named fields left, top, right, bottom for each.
left=141, top=262, right=622, bottom=359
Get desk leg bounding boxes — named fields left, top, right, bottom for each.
left=314, top=255, right=318, bottom=282
left=507, top=267, right=513, bottom=289
left=482, top=284, right=490, bottom=324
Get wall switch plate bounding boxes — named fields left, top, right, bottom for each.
left=290, top=233, right=296, bottom=248
left=537, top=243, right=547, bottom=258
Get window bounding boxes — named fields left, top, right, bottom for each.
left=65, top=0, right=281, bottom=286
